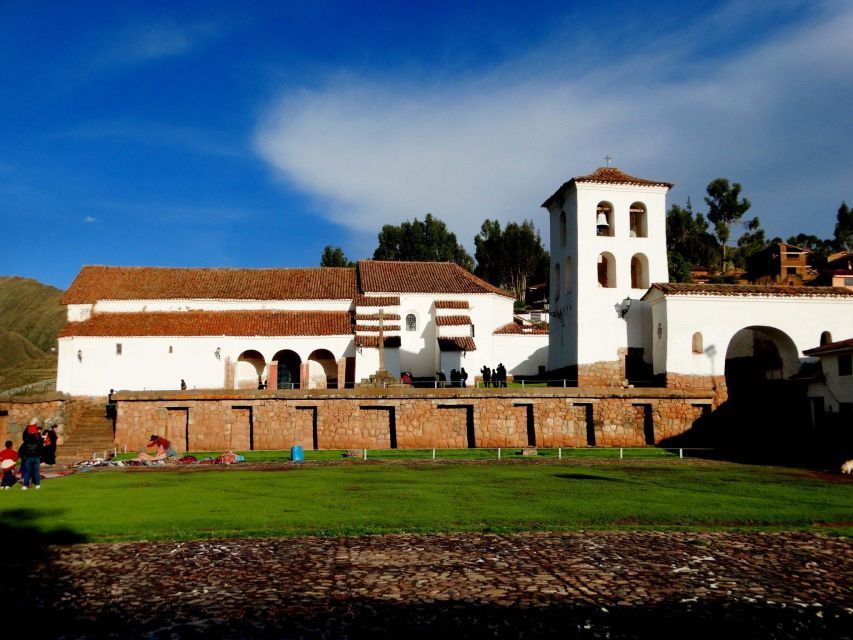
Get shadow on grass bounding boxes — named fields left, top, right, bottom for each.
left=552, top=473, right=625, bottom=482
left=0, top=509, right=87, bottom=637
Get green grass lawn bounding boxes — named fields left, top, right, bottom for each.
left=2, top=461, right=851, bottom=543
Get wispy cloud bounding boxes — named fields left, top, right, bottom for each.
left=255, top=1, right=853, bottom=244
left=83, top=216, right=96, bottom=223
left=54, top=120, right=245, bottom=159
left=88, top=200, right=251, bottom=223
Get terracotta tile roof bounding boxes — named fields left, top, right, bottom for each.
left=358, top=261, right=514, bottom=299
left=435, top=315, right=471, bottom=326
left=803, top=338, right=853, bottom=356
left=643, top=283, right=853, bottom=299
left=437, top=336, right=477, bottom=352
left=354, top=295, right=401, bottom=307
left=434, top=300, right=470, bottom=309
left=354, top=325, right=400, bottom=333
left=542, top=167, right=673, bottom=209
left=58, top=311, right=353, bottom=337
left=493, top=322, right=549, bottom=335
left=62, top=266, right=357, bottom=304
left=355, top=314, right=400, bottom=321
left=354, top=335, right=402, bottom=348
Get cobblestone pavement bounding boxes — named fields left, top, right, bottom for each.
left=5, top=531, right=852, bottom=639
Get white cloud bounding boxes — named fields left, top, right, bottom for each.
left=84, top=216, right=96, bottom=223
left=92, top=20, right=222, bottom=71
left=255, top=1, right=853, bottom=247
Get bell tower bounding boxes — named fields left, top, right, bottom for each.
left=541, top=166, right=672, bottom=384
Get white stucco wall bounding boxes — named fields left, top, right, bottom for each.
left=646, top=292, right=853, bottom=378
left=807, top=352, right=853, bottom=412
left=548, top=181, right=668, bottom=370
left=57, top=334, right=355, bottom=396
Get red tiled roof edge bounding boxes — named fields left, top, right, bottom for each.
left=354, top=295, right=401, bottom=307
left=643, top=283, right=853, bottom=299
left=58, top=310, right=353, bottom=337
left=355, top=314, right=401, bottom=321
left=435, top=315, right=471, bottom=326
left=803, top=338, right=853, bottom=356
left=354, top=325, right=401, bottom=333
left=61, top=265, right=357, bottom=304
left=493, top=322, right=549, bottom=335
left=542, top=167, right=673, bottom=208
left=434, top=300, right=470, bottom=309
left=354, top=336, right=402, bottom=348
left=437, top=336, right=477, bottom=351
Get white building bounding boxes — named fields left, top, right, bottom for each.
left=803, top=338, right=853, bottom=420
left=542, top=166, right=853, bottom=389
left=56, top=261, right=548, bottom=396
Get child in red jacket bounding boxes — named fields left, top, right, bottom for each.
left=0, top=440, right=19, bottom=489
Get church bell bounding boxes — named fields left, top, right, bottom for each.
left=596, top=212, right=609, bottom=227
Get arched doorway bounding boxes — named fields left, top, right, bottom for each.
left=307, top=349, right=338, bottom=389
left=236, top=350, right=266, bottom=389
left=273, top=350, right=301, bottom=389
left=724, top=326, right=799, bottom=396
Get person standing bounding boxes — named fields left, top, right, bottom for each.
left=41, top=425, right=58, bottom=466
left=180, top=379, right=187, bottom=390
left=19, top=419, right=43, bottom=490
left=460, top=367, right=468, bottom=388
left=481, top=365, right=491, bottom=388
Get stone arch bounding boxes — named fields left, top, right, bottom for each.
left=820, top=330, right=833, bottom=346
left=596, top=201, right=614, bottom=237
left=597, top=252, right=616, bottom=288
left=692, top=332, right=703, bottom=354
left=307, top=348, right=337, bottom=389
left=236, top=350, right=266, bottom=389
left=724, top=326, right=800, bottom=397
left=630, top=253, right=649, bottom=289
left=559, top=210, right=567, bottom=247
left=273, top=349, right=301, bottom=389
left=629, top=202, right=647, bottom=237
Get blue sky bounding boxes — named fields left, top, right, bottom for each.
left=2, top=0, right=851, bottom=289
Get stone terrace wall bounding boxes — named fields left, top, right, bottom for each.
left=114, top=387, right=716, bottom=453
left=0, top=392, right=67, bottom=445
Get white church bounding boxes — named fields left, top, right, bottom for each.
left=56, top=166, right=853, bottom=403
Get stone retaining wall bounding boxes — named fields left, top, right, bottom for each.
left=0, top=392, right=67, bottom=444
left=114, top=387, right=716, bottom=452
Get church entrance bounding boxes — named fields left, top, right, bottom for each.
left=273, top=350, right=301, bottom=389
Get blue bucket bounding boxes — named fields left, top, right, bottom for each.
left=290, top=445, right=304, bottom=462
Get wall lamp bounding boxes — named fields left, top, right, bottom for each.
left=617, top=297, right=633, bottom=318
left=214, top=347, right=221, bottom=360
left=77, top=349, right=83, bottom=362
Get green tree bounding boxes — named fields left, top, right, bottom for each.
left=373, top=213, right=474, bottom=271
left=320, top=245, right=354, bottom=267
left=835, top=201, right=853, bottom=251
left=667, top=251, right=692, bottom=283
left=704, top=178, right=751, bottom=272
left=736, top=217, right=767, bottom=258
left=474, top=219, right=549, bottom=302
left=665, top=203, right=720, bottom=277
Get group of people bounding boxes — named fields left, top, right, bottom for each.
left=480, top=363, right=508, bottom=387
left=435, top=367, right=469, bottom=388
left=1, top=418, right=59, bottom=490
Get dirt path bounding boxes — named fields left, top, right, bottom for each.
left=7, top=531, right=851, bottom=638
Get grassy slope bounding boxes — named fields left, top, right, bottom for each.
left=0, top=276, right=66, bottom=352
left=0, top=329, right=44, bottom=369
left=4, top=462, right=851, bottom=542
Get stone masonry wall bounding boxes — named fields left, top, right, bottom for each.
left=0, top=393, right=67, bottom=445
left=114, top=387, right=715, bottom=453
left=665, top=373, right=728, bottom=407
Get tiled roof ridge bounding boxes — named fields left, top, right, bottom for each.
left=542, top=167, right=673, bottom=209
left=803, top=337, right=853, bottom=355
left=58, top=310, right=353, bottom=338
left=645, top=282, right=853, bottom=298
left=493, top=322, right=549, bottom=335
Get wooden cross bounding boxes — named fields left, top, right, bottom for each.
left=604, top=154, right=613, bottom=167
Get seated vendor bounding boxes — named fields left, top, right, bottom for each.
left=135, top=434, right=177, bottom=461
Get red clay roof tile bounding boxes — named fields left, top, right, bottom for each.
left=354, top=295, right=401, bottom=307
left=354, top=335, right=402, bottom=348
left=61, top=266, right=357, bottom=304
left=435, top=315, right=471, bottom=326
left=542, top=167, right=673, bottom=209
left=437, top=336, right=476, bottom=351
left=358, top=261, right=514, bottom=299
left=644, top=283, right=853, bottom=298
left=493, top=322, right=549, bottom=335
left=354, top=325, right=400, bottom=333
left=803, top=337, right=853, bottom=356
left=434, top=300, right=470, bottom=309
left=58, top=311, right=353, bottom=337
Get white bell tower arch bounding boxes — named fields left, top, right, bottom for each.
left=542, top=166, right=672, bottom=383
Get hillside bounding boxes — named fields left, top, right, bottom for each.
left=0, top=276, right=66, bottom=351
left=0, top=276, right=66, bottom=391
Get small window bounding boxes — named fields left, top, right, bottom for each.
left=406, top=314, right=416, bottom=332
left=786, top=267, right=798, bottom=275
left=169, top=345, right=173, bottom=354
left=692, top=332, right=703, bottom=354
left=116, top=343, right=122, bottom=355
left=471, top=324, right=475, bottom=337
left=844, top=277, right=853, bottom=286
left=839, top=354, right=852, bottom=377
left=820, top=331, right=832, bottom=346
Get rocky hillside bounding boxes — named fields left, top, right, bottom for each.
left=0, top=276, right=66, bottom=391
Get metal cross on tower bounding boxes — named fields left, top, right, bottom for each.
left=604, top=154, right=613, bottom=167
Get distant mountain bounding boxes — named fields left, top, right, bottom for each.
left=0, top=276, right=66, bottom=351
left=0, top=276, right=66, bottom=391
